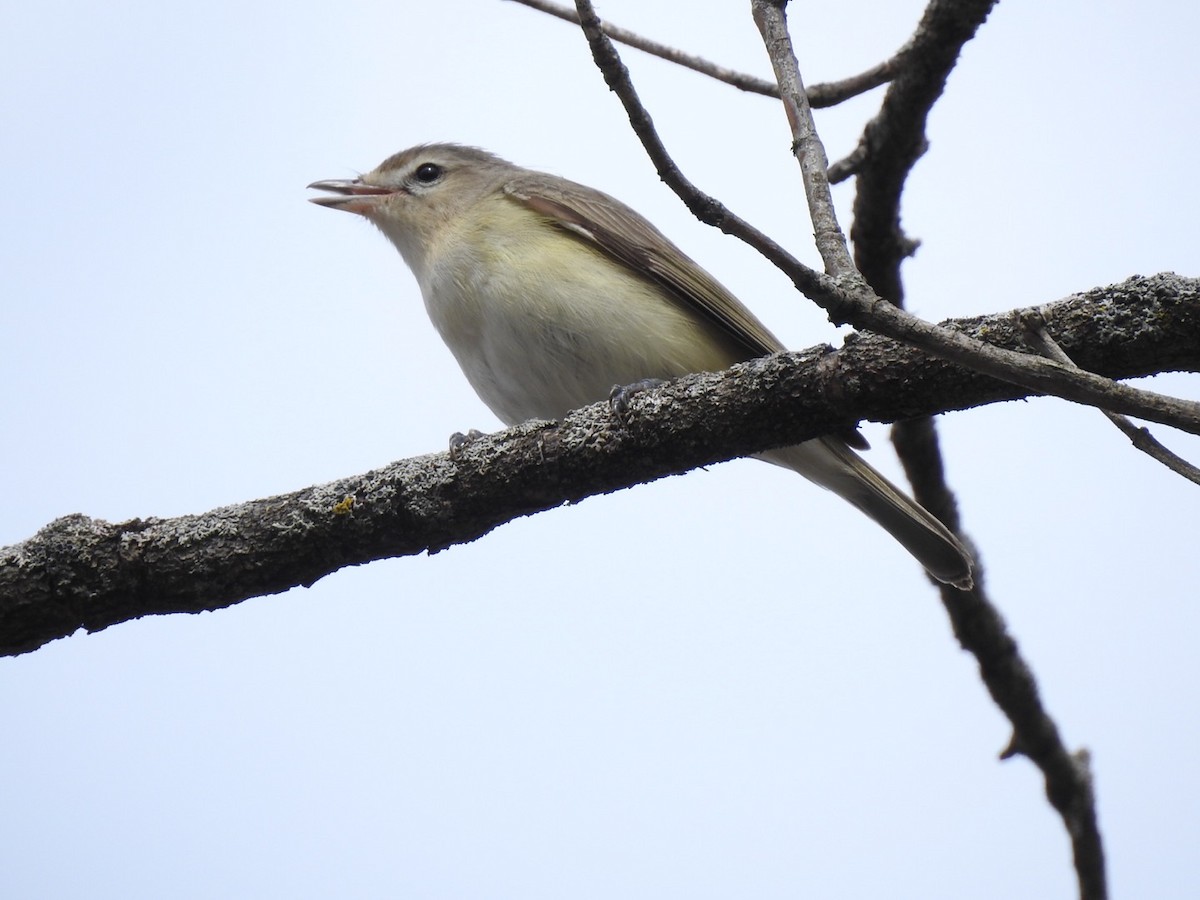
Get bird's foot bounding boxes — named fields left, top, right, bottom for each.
left=448, top=428, right=485, bottom=460
left=608, top=378, right=667, bottom=425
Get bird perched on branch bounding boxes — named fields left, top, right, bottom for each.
left=310, top=143, right=973, bottom=589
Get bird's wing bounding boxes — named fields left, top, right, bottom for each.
left=505, top=173, right=870, bottom=451
left=504, top=174, right=786, bottom=359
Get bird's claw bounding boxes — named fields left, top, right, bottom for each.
left=608, top=378, right=667, bottom=426
left=448, top=428, right=485, bottom=460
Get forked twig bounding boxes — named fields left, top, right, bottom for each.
left=570, top=2, right=1114, bottom=897
left=507, top=0, right=902, bottom=106
left=569, top=0, right=1200, bottom=442
left=751, top=5, right=1108, bottom=898
left=1019, top=309, right=1200, bottom=486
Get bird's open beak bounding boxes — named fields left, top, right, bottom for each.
left=307, top=179, right=396, bottom=214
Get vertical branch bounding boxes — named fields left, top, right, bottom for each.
left=750, top=0, right=856, bottom=278
left=749, top=3, right=1107, bottom=899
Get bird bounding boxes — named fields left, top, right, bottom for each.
left=309, top=143, right=973, bottom=589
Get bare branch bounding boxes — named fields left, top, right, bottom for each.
left=507, top=0, right=780, bottom=96
left=570, top=0, right=1200, bottom=438
left=851, top=0, right=1001, bottom=307
left=809, top=57, right=900, bottom=108
left=828, top=142, right=868, bottom=183
left=3, top=275, right=1197, bottom=658
left=837, top=2, right=1106, bottom=895
left=749, top=9, right=1108, bottom=892
left=845, top=0, right=998, bottom=541
left=1019, top=309, right=1200, bottom=486
left=507, top=0, right=899, bottom=106
left=936, top=574, right=1107, bottom=900
left=751, top=0, right=856, bottom=276
left=569, top=0, right=827, bottom=292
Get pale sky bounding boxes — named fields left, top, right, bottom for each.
left=2, top=1, right=1198, bottom=897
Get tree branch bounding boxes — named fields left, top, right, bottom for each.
left=508, top=0, right=780, bottom=96
left=571, top=0, right=1200, bottom=442
left=851, top=0, right=1001, bottom=305
left=840, top=0, right=1000, bottom=532
left=1019, top=309, right=1200, bottom=485
left=751, top=0, right=856, bottom=277
left=3, top=275, right=1196, bottom=658
left=940, top=579, right=1106, bottom=900
left=823, top=3, right=1102, bottom=895
left=505, top=0, right=902, bottom=106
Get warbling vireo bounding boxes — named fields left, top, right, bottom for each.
left=309, top=144, right=973, bottom=588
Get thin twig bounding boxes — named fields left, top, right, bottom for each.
left=506, top=0, right=899, bottom=106
left=569, top=0, right=823, bottom=296
left=809, top=57, right=900, bottom=108
left=828, top=142, right=868, bottom=183
left=510, top=0, right=779, bottom=95
left=569, top=0, right=1200, bottom=441
left=1019, top=309, right=1200, bottom=486
left=751, top=0, right=855, bottom=277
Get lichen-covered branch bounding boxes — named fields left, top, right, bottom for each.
left=2, top=274, right=1195, bottom=659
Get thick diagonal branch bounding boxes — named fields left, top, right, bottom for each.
left=2, top=275, right=1195, bottom=659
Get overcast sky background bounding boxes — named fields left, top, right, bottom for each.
left=2, top=1, right=1198, bottom=897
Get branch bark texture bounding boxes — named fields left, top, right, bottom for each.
left=2, top=274, right=1196, bottom=657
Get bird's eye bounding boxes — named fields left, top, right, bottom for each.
left=414, top=162, right=443, bottom=184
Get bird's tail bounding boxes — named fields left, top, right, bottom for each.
left=761, top=438, right=974, bottom=589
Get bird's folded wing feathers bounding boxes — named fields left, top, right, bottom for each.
left=504, top=176, right=786, bottom=360
left=505, top=175, right=870, bottom=452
